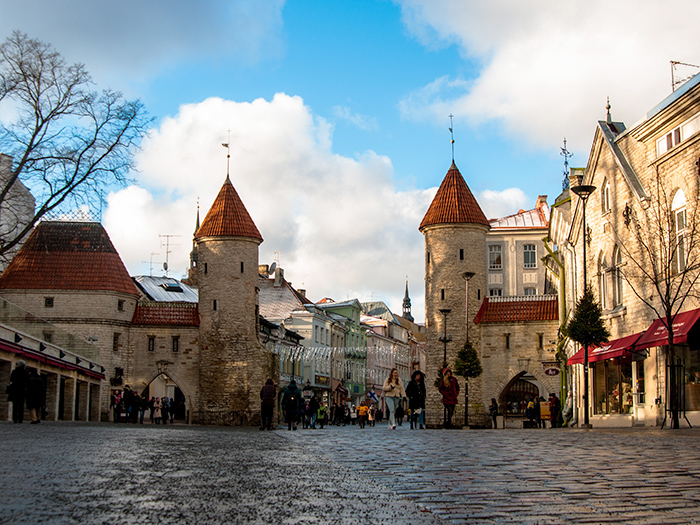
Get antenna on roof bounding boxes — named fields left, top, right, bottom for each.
left=158, top=234, right=181, bottom=277
left=671, top=60, right=700, bottom=92
left=448, top=114, right=455, bottom=162
left=560, top=137, right=573, bottom=191
left=221, top=129, right=231, bottom=179
left=141, top=252, right=160, bottom=277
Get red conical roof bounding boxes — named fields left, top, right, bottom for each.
left=195, top=177, right=263, bottom=242
left=419, top=162, right=490, bottom=231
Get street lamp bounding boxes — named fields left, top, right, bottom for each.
left=571, top=183, right=596, bottom=429
left=463, top=272, right=475, bottom=428
left=438, top=308, right=452, bottom=428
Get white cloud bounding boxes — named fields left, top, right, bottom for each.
left=478, top=188, right=529, bottom=220
left=332, top=106, right=379, bottom=131
left=106, top=94, right=432, bottom=321
left=396, top=0, right=700, bottom=152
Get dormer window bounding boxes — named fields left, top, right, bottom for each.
left=161, top=282, right=183, bottom=293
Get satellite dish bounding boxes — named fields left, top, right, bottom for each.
left=163, top=262, right=168, bottom=271
left=268, top=262, right=277, bottom=275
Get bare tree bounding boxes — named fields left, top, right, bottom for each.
left=0, top=31, right=150, bottom=261
left=610, top=167, right=700, bottom=428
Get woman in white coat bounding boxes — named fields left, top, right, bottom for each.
left=382, top=368, right=406, bottom=430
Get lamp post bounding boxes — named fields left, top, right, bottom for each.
left=571, top=183, right=596, bottom=429
left=462, top=272, right=475, bottom=428
left=438, top=308, right=452, bottom=428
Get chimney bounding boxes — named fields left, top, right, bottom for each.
left=536, top=195, right=547, bottom=209
left=297, top=289, right=306, bottom=298
left=569, top=167, right=584, bottom=190
left=274, top=266, right=284, bottom=287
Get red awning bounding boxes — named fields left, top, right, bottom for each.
left=567, top=332, right=645, bottom=365
left=635, top=308, right=700, bottom=350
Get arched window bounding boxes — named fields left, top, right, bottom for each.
left=598, top=253, right=610, bottom=310
left=601, top=178, right=611, bottom=213
left=672, top=189, right=687, bottom=274
left=612, top=246, right=623, bottom=307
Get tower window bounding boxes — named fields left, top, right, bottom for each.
left=172, top=336, right=180, bottom=352
left=441, top=289, right=445, bottom=300
left=459, top=249, right=464, bottom=260
left=45, top=297, right=54, bottom=308
left=538, top=333, right=544, bottom=349
left=213, top=299, right=218, bottom=311
left=113, top=333, right=120, bottom=352
left=241, top=261, right=244, bottom=273
left=148, top=336, right=155, bottom=352
left=505, top=333, right=510, bottom=349
left=427, top=252, right=431, bottom=263
left=204, top=262, right=208, bottom=274
left=118, top=300, right=124, bottom=311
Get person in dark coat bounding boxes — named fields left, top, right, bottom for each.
left=8, top=360, right=29, bottom=423
left=549, top=393, right=561, bottom=428
left=438, top=367, right=460, bottom=429
left=26, top=368, right=45, bottom=424
left=281, top=380, right=302, bottom=431
left=260, top=378, right=276, bottom=430
left=488, top=398, right=499, bottom=429
left=406, top=370, right=427, bottom=429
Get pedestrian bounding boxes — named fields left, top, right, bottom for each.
left=350, top=404, right=357, bottom=425
left=534, top=396, right=543, bottom=428
left=26, top=368, right=45, bottom=424
left=169, top=398, right=176, bottom=424
left=343, top=404, right=350, bottom=425
left=139, top=394, right=147, bottom=424
left=438, top=367, right=459, bottom=429
left=525, top=396, right=535, bottom=425
left=308, top=394, right=319, bottom=429
left=382, top=368, right=406, bottom=430
left=357, top=400, right=368, bottom=428
left=282, top=380, right=302, bottom=431
left=318, top=402, right=328, bottom=429
left=406, top=370, right=427, bottom=430
left=148, top=397, right=155, bottom=423
left=488, top=398, right=498, bottom=429
left=368, top=403, right=376, bottom=427
left=153, top=397, right=162, bottom=424
left=549, top=393, right=561, bottom=428
left=302, top=400, right=311, bottom=429
left=260, top=378, right=276, bottom=430
left=8, top=360, right=29, bottom=423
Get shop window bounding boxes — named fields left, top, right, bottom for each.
left=679, top=346, right=700, bottom=411
left=489, top=245, right=502, bottom=270
left=593, top=360, right=633, bottom=414
left=523, top=244, right=536, bottom=269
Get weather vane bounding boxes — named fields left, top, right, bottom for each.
left=448, top=114, right=455, bottom=162
left=560, top=137, right=573, bottom=191
left=221, top=129, right=231, bottom=178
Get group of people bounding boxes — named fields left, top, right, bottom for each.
left=110, top=387, right=178, bottom=424
left=6, top=360, right=45, bottom=424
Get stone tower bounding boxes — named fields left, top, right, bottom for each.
left=195, top=176, right=275, bottom=425
left=419, top=162, right=490, bottom=427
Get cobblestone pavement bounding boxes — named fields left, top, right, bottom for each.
left=2, top=422, right=700, bottom=524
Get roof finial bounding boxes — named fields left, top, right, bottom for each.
left=448, top=114, right=455, bottom=163
left=606, top=97, right=612, bottom=124
left=560, top=137, right=573, bottom=191
left=221, top=129, right=231, bottom=180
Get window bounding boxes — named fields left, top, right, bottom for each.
left=593, top=361, right=633, bottom=414
left=538, top=334, right=544, bottom=349
left=213, top=299, right=218, bottom=311
left=148, top=336, right=155, bottom=352
left=113, top=333, right=120, bottom=352
left=598, top=254, right=610, bottom=310
left=172, top=336, right=180, bottom=352
left=204, top=263, right=208, bottom=274
left=44, top=297, right=54, bottom=308
left=613, top=247, right=623, bottom=307
left=427, top=252, right=430, bottom=263
left=459, top=248, right=464, bottom=260
left=523, top=244, right=536, bottom=269
left=43, top=332, right=53, bottom=344
left=240, top=261, right=245, bottom=273
left=656, top=113, right=700, bottom=156
left=673, top=190, right=687, bottom=274
left=489, top=288, right=502, bottom=297
left=441, top=289, right=445, bottom=300
left=601, top=179, right=611, bottom=213
left=118, top=300, right=124, bottom=311
left=504, top=333, right=510, bottom=349
left=524, top=287, right=537, bottom=296
left=489, top=245, right=502, bottom=270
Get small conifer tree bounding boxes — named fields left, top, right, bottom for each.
left=565, top=285, right=610, bottom=348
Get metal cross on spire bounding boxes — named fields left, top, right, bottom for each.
left=221, top=129, right=231, bottom=179
left=448, top=114, right=455, bottom=162
left=560, top=137, right=573, bottom=191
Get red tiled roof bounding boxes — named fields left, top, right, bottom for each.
left=195, top=177, right=262, bottom=241
left=419, top=162, right=490, bottom=231
left=0, top=221, right=139, bottom=295
left=473, top=296, right=559, bottom=324
left=132, top=302, right=200, bottom=326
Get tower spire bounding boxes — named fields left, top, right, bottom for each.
left=402, top=278, right=414, bottom=322
left=606, top=97, right=612, bottom=124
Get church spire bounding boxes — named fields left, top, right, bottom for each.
left=402, top=279, right=414, bottom=322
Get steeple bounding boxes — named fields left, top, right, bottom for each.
left=402, top=280, right=414, bottom=322
left=419, top=162, right=490, bottom=231
left=195, top=178, right=263, bottom=242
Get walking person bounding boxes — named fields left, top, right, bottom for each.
left=382, top=368, right=406, bottom=430
left=26, top=368, right=45, bottom=424
left=406, top=370, right=427, bottom=430
left=395, top=399, right=405, bottom=426
left=8, top=360, right=29, bottom=424
left=549, top=393, right=561, bottom=428
left=282, top=380, right=301, bottom=431
left=153, top=397, right=162, bottom=424
left=438, top=367, right=460, bottom=429
left=161, top=396, right=169, bottom=425
left=488, top=398, right=498, bottom=429
left=368, top=403, right=376, bottom=427
left=534, top=396, right=542, bottom=428
left=357, top=400, right=368, bottom=428
left=260, top=378, right=276, bottom=430
left=317, top=402, right=328, bottom=429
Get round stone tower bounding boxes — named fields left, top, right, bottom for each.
left=195, top=176, right=275, bottom=425
left=419, top=162, right=490, bottom=428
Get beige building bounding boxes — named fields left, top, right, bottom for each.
left=553, top=76, right=700, bottom=428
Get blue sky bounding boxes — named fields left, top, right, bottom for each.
left=3, top=0, right=700, bottom=322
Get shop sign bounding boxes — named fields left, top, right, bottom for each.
left=542, top=361, right=560, bottom=376
left=315, top=375, right=330, bottom=386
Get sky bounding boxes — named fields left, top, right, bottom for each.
left=3, top=0, right=700, bottom=323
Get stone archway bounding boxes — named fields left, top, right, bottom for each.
left=143, top=371, right=194, bottom=424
